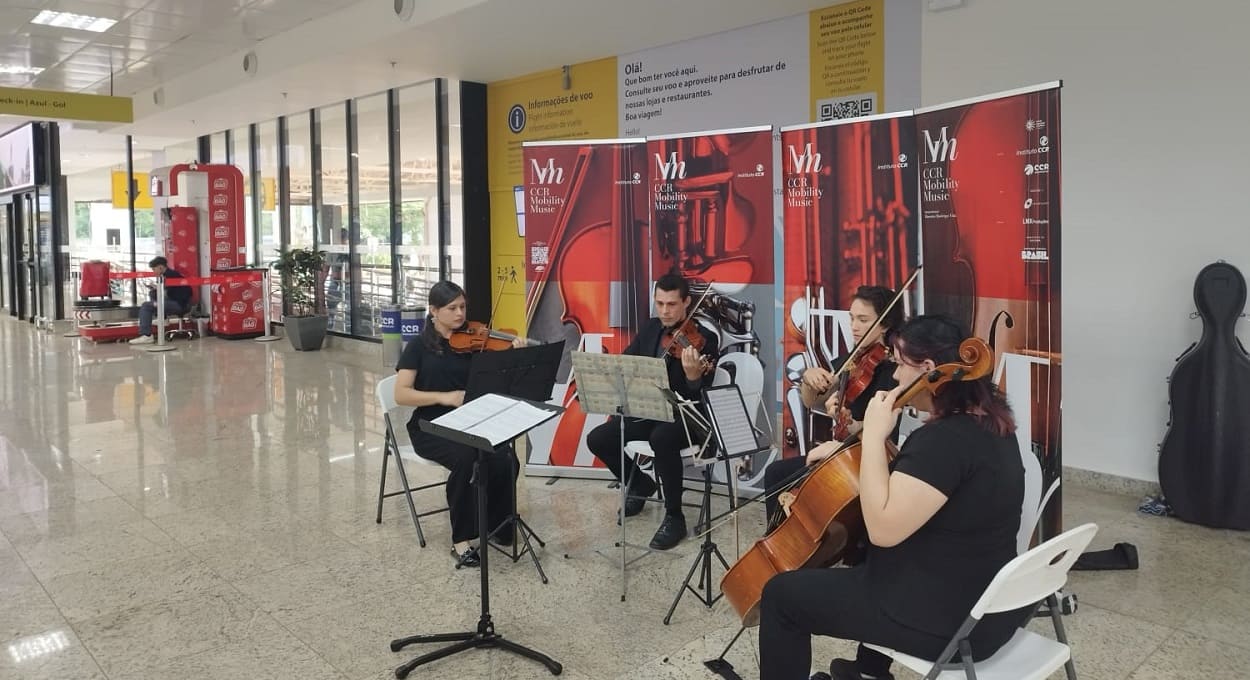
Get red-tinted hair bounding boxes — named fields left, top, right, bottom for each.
left=892, top=315, right=1016, bottom=437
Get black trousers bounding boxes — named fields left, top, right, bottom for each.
left=586, top=416, right=693, bottom=514
left=763, top=455, right=808, bottom=531
left=408, top=424, right=518, bottom=544
left=759, top=566, right=1024, bottom=680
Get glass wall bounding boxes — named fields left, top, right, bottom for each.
left=181, top=77, right=468, bottom=340
left=232, top=126, right=256, bottom=265
left=210, top=132, right=227, bottom=164
left=256, top=121, right=280, bottom=265
left=355, top=92, right=390, bottom=338
left=397, top=82, right=437, bottom=308
left=286, top=112, right=314, bottom=250
left=317, top=104, right=350, bottom=333
left=446, top=81, right=465, bottom=286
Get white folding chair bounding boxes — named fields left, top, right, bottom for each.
left=374, top=375, right=449, bottom=547
left=865, top=522, right=1099, bottom=680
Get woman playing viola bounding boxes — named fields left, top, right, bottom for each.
left=764, top=286, right=904, bottom=531
left=758, top=315, right=1028, bottom=680
left=393, top=281, right=524, bottom=567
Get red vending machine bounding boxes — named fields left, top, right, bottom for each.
left=150, top=163, right=255, bottom=337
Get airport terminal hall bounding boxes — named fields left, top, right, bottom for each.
left=3, top=1, right=1250, bottom=679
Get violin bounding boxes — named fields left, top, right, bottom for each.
left=720, top=336, right=994, bottom=627
left=831, top=343, right=889, bottom=441
left=659, top=283, right=718, bottom=374
left=447, top=321, right=537, bottom=353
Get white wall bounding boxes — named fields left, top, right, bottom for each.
left=922, top=0, right=1250, bottom=483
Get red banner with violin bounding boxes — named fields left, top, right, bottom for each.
left=646, top=125, right=777, bottom=487
left=780, top=112, right=921, bottom=466
left=915, top=82, right=1063, bottom=537
left=522, top=138, right=651, bottom=471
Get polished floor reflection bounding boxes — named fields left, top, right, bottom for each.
left=1, top=317, right=1248, bottom=679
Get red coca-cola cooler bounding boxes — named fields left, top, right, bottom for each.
left=211, top=267, right=266, bottom=339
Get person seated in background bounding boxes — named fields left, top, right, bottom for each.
left=129, top=256, right=193, bottom=345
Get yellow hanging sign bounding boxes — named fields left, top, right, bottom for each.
left=0, top=86, right=133, bottom=124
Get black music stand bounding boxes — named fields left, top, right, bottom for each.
left=464, top=340, right=566, bottom=584
left=664, top=383, right=770, bottom=624
left=390, top=392, right=564, bottom=678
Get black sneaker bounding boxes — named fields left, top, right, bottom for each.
left=451, top=546, right=480, bottom=569
left=648, top=513, right=687, bottom=550
left=828, top=659, right=894, bottom=680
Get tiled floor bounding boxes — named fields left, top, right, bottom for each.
left=1, top=317, right=1248, bottom=679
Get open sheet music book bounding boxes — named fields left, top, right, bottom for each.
left=429, top=393, right=562, bottom=448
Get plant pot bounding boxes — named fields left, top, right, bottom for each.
left=285, top=315, right=328, bottom=351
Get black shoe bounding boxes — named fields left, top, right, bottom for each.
left=810, top=674, right=832, bottom=680
left=451, top=546, right=480, bottom=569
left=829, top=659, right=894, bottom=680
left=648, top=513, right=687, bottom=550
left=617, top=477, right=657, bottom=523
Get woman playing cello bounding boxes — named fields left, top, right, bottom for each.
left=758, top=315, right=1028, bottom=680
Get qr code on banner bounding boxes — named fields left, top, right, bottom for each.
left=816, top=93, right=878, bottom=121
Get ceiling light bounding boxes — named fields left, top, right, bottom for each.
left=31, top=10, right=117, bottom=33
left=0, top=65, right=44, bottom=76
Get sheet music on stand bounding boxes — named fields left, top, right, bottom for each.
left=429, top=394, right=562, bottom=448
left=570, top=352, right=673, bottom=422
left=703, top=386, right=766, bottom=458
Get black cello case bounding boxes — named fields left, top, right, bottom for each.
left=1159, top=261, right=1250, bottom=530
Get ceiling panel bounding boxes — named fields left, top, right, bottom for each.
left=1, top=0, right=363, bottom=102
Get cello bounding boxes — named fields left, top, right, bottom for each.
left=720, top=336, right=994, bottom=626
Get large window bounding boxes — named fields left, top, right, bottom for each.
left=287, top=112, right=313, bottom=250
left=355, top=92, right=391, bottom=339
left=231, top=126, right=256, bottom=265
left=256, top=121, right=280, bottom=264
left=209, top=132, right=227, bottom=164
left=318, top=103, right=350, bottom=333
left=397, top=82, right=437, bottom=308
left=446, top=81, right=465, bottom=286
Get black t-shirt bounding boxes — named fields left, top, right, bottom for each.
left=395, top=332, right=474, bottom=426
left=866, top=414, right=1024, bottom=638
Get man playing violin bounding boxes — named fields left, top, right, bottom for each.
left=757, top=315, right=1028, bottom=680
left=585, top=273, right=720, bottom=550
left=763, top=286, right=904, bottom=531
left=394, top=281, right=526, bottom=567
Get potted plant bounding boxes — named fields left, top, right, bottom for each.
left=272, top=247, right=329, bottom=351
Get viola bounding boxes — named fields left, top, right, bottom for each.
left=832, top=343, right=889, bottom=441
left=447, top=321, right=536, bottom=353
left=720, top=336, right=994, bottom=627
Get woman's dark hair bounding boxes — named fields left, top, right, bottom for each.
left=852, top=285, right=904, bottom=330
left=892, top=314, right=1016, bottom=437
left=421, top=280, right=466, bottom=353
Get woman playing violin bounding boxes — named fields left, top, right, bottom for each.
left=758, top=315, right=1027, bottom=680
left=393, top=281, right=524, bottom=567
left=764, top=286, right=904, bottom=531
